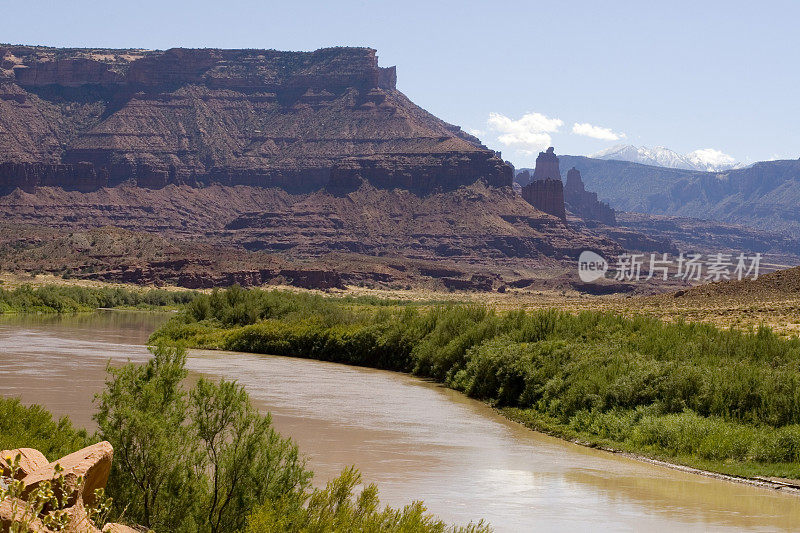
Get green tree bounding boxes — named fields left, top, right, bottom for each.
left=94, top=344, right=199, bottom=530
left=94, top=344, right=310, bottom=532
left=190, top=378, right=310, bottom=533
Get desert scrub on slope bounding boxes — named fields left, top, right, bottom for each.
left=152, top=288, right=800, bottom=479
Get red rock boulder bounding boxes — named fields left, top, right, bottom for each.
left=21, top=442, right=113, bottom=508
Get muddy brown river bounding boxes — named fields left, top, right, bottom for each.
left=2, top=310, right=800, bottom=531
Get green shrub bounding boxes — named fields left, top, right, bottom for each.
left=0, top=285, right=196, bottom=314
left=0, top=397, right=92, bottom=460
left=94, top=344, right=310, bottom=532
left=245, top=466, right=490, bottom=533
left=150, top=287, right=800, bottom=476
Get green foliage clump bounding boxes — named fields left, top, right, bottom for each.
left=94, top=344, right=310, bottom=532
left=0, top=397, right=92, bottom=460
left=245, top=466, right=490, bottom=533
left=0, top=284, right=196, bottom=314
left=152, top=287, right=800, bottom=478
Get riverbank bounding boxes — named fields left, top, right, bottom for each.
left=497, top=407, right=800, bottom=494
left=0, top=284, right=196, bottom=314
left=150, top=287, right=800, bottom=484
left=6, top=309, right=800, bottom=531
left=6, top=278, right=800, bottom=488
left=4, top=270, right=800, bottom=335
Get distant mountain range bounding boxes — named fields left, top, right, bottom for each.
left=592, top=144, right=746, bottom=172
left=552, top=156, right=800, bottom=237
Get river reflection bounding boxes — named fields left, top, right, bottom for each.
left=2, top=311, right=800, bottom=532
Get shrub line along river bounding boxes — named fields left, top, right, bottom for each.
left=2, top=310, right=800, bottom=532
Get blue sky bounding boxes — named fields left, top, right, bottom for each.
left=3, top=0, right=798, bottom=167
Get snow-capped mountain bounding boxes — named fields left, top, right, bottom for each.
left=592, top=144, right=743, bottom=172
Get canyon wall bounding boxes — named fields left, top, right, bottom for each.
left=0, top=45, right=511, bottom=193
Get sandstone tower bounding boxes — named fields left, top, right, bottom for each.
left=521, top=147, right=567, bottom=220
left=564, top=167, right=616, bottom=224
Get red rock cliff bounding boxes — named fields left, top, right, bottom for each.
left=532, top=147, right=560, bottom=180
left=0, top=45, right=511, bottom=193
left=521, top=178, right=566, bottom=220
left=520, top=147, right=566, bottom=220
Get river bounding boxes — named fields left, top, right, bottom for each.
left=2, top=310, right=799, bottom=532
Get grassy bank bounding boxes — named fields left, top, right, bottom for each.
left=151, top=287, right=800, bottom=480
left=0, top=284, right=197, bottom=314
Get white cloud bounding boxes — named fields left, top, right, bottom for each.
left=571, top=122, right=625, bottom=141
left=487, top=112, right=563, bottom=154
left=686, top=148, right=736, bottom=170
left=467, top=128, right=484, bottom=137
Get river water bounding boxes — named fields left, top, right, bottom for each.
left=2, top=310, right=800, bottom=532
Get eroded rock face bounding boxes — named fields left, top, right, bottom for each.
left=0, top=448, right=49, bottom=480
left=0, top=442, right=123, bottom=532
left=520, top=147, right=567, bottom=220
left=0, top=179, right=626, bottom=290
left=532, top=147, right=561, bottom=181
left=564, top=167, right=616, bottom=224
left=20, top=441, right=113, bottom=508
left=0, top=46, right=511, bottom=194
left=521, top=179, right=566, bottom=220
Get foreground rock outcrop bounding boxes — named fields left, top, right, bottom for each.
left=0, top=449, right=48, bottom=480
left=20, top=442, right=112, bottom=508
left=0, top=45, right=510, bottom=194
left=1, top=442, right=136, bottom=533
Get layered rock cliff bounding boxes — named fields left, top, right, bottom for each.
left=0, top=45, right=511, bottom=193
left=0, top=45, right=644, bottom=292
left=521, top=179, right=566, bottom=220
left=520, top=147, right=567, bottom=220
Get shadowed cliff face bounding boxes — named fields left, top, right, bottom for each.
left=564, top=167, right=616, bottom=225
left=0, top=45, right=511, bottom=193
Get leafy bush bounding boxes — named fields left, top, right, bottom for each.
left=94, top=344, right=310, bottom=532
left=0, top=397, right=92, bottom=460
left=245, top=466, right=490, bottom=533
left=0, top=285, right=196, bottom=314
left=151, top=287, right=800, bottom=476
